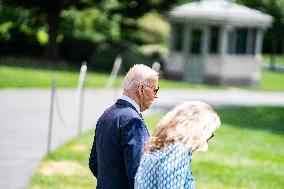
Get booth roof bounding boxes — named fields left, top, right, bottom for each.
left=168, top=0, right=273, bottom=27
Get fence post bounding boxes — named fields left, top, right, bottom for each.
left=106, top=55, right=122, bottom=88
left=47, top=74, right=56, bottom=154
left=77, top=61, right=88, bottom=136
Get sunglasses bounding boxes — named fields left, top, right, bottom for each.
left=207, top=134, right=214, bottom=142
left=143, top=84, right=159, bottom=95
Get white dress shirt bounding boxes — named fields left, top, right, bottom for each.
left=120, top=95, right=141, bottom=114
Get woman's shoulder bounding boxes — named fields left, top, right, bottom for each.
left=142, top=142, right=191, bottom=164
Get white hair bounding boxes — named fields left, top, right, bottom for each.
left=123, top=64, right=158, bottom=91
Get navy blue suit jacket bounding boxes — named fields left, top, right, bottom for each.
left=89, top=99, right=149, bottom=189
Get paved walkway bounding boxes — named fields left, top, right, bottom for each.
left=1, top=88, right=284, bottom=189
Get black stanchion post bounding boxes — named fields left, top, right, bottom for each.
left=47, top=74, right=56, bottom=154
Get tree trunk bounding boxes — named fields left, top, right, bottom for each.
left=45, top=11, right=60, bottom=59
left=269, top=39, right=277, bottom=70
left=281, top=38, right=284, bottom=54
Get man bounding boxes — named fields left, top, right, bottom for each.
left=89, top=64, right=159, bottom=189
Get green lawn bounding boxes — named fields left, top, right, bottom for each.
left=29, top=107, right=284, bottom=189
left=1, top=56, right=284, bottom=90
left=260, top=70, right=284, bottom=91
left=262, top=54, right=284, bottom=66
left=0, top=65, right=124, bottom=88
left=1, top=64, right=284, bottom=91
left=0, top=64, right=218, bottom=89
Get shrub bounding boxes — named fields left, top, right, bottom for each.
left=0, top=26, right=44, bottom=56
left=88, top=41, right=153, bottom=73
left=59, top=37, right=97, bottom=64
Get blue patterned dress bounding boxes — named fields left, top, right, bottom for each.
left=134, top=143, right=195, bottom=189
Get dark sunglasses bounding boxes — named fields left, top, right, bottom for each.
left=144, top=84, right=159, bottom=95
left=207, top=134, right=214, bottom=142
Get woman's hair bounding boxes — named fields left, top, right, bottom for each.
left=123, top=64, right=158, bottom=92
left=144, top=101, right=221, bottom=152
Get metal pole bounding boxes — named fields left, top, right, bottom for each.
left=269, top=0, right=276, bottom=71
left=77, top=61, right=87, bottom=135
left=106, top=55, right=122, bottom=88
left=47, top=74, right=56, bottom=154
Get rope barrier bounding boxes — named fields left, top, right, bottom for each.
left=47, top=62, right=88, bottom=153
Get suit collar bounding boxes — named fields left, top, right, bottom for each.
left=116, top=99, right=140, bottom=114
left=120, top=95, right=140, bottom=113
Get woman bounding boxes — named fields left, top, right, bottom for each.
left=135, top=101, right=221, bottom=189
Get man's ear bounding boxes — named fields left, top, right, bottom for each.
left=138, top=85, right=144, bottom=97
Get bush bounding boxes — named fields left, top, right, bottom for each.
left=88, top=41, right=153, bottom=73
left=59, top=37, right=97, bottom=63
left=58, top=37, right=157, bottom=72
left=0, top=26, right=44, bottom=56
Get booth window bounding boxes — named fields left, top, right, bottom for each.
left=227, top=28, right=257, bottom=55
left=210, top=26, right=219, bottom=53
left=235, top=28, right=247, bottom=54
left=173, top=23, right=183, bottom=51
left=247, top=28, right=257, bottom=55
left=190, top=29, right=202, bottom=54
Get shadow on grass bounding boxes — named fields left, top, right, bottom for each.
left=216, top=107, right=284, bottom=136
left=0, top=56, right=81, bottom=72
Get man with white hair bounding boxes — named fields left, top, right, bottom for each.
left=89, top=64, right=159, bottom=189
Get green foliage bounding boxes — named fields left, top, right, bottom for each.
left=130, top=12, right=170, bottom=45
left=2, top=0, right=103, bottom=58
left=88, top=41, right=153, bottom=72
left=237, top=0, right=284, bottom=53
left=58, top=37, right=154, bottom=72
left=1, top=0, right=178, bottom=59
left=59, top=37, right=97, bottom=63
left=60, top=8, right=122, bottom=42
left=0, top=3, right=44, bottom=55
left=29, top=107, right=284, bottom=188
left=36, top=30, right=48, bottom=45
left=175, top=0, right=195, bottom=5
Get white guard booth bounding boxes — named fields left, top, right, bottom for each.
left=166, top=0, right=273, bottom=86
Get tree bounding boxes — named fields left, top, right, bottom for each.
left=4, top=0, right=100, bottom=59
left=2, top=0, right=179, bottom=60
left=106, top=0, right=178, bottom=43
left=238, top=0, right=284, bottom=69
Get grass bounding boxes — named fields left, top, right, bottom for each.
left=262, top=54, right=284, bottom=66
left=29, top=107, right=284, bottom=189
left=0, top=65, right=217, bottom=89
left=1, top=56, right=284, bottom=90
left=0, top=65, right=124, bottom=88
left=260, top=69, right=284, bottom=91
left=28, top=132, right=97, bottom=189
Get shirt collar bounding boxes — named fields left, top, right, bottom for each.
left=120, top=95, right=141, bottom=113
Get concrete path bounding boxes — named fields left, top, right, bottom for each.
left=152, top=88, right=284, bottom=110
left=0, top=89, right=115, bottom=189
left=1, top=88, right=284, bottom=189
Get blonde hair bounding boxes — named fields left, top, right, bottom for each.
left=144, top=101, right=221, bottom=153
left=123, top=64, right=158, bottom=92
